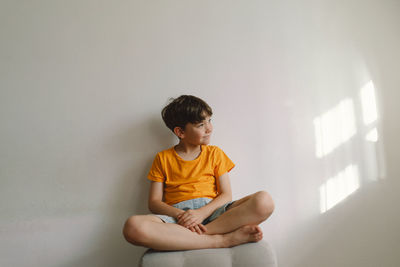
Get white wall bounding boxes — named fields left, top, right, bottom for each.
left=1, top=1, right=399, bottom=266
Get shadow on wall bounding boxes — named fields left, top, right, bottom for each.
left=283, top=76, right=393, bottom=267
left=287, top=177, right=400, bottom=267
left=314, top=80, right=385, bottom=214
left=58, top=114, right=175, bottom=267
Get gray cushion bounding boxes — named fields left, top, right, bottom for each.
left=139, top=241, right=277, bottom=267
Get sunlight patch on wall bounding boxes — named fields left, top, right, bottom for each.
left=317, top=79, right=385, bottom=214
left=313, top=98, right=357, bottom=158
left=365, top=128, right=378, bottom=142
left=360, top=81, right=378, bottom=125
left=319, top=164, right=360, bottom=213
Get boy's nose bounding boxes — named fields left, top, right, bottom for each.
left=206, top=124, right=213, bottom=133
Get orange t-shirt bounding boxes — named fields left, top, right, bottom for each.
left=147, top=145, right=235, bottom=205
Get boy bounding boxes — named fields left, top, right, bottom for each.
left=123, top=95, right=274, bottom=250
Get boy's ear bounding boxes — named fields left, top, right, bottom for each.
left=173, top=126, right=185, bottom=139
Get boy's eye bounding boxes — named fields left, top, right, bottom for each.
left=197, top=119, right=211, bottom=127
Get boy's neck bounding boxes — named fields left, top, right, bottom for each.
left=174, top=142, right=202, bottom=155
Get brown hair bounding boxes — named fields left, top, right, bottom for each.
left=161, top=95, right=213, bottom=132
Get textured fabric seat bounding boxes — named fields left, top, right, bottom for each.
left=139, top=241, right=277, bottom=267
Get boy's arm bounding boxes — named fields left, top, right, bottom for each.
left=198, top=172, right=232, bottom=216
left=177, top=172, right=232, bottom=228
left=148, top=181, right=184, bottom=218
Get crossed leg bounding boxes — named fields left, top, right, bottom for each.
left=205, top=190, right=274, bottom=234
left=123, top=190, right=274, bottom=251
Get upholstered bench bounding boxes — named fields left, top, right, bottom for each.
left=139, top=241, right=277, bottom=267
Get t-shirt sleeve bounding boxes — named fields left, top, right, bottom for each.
left=214, top=147, right=235, bottom=178
left=147, top=154, right=165, bottom=182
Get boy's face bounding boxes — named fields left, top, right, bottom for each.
left=181, top=115, right=213, bottom=146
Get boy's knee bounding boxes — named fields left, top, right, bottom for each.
left=252, top=191, right=275, bottom=219
left=123, top=216, right=147, bottom=245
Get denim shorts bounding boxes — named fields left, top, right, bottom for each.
left=154, top=197, right=235, bottom=225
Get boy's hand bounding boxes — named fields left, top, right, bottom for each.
left=177, top=209, right=207, bottom=228
left=188, top=224, right=207, bottom=235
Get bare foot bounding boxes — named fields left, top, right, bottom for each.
left=224, top=225, right=263, bottom=247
